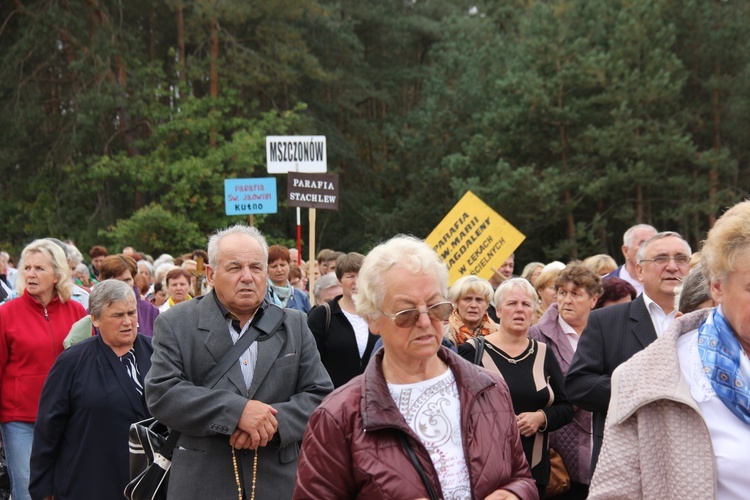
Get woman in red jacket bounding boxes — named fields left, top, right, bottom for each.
left=294, top=236, right=537, bottom=500
left=0, top=239, right=86, bottom=500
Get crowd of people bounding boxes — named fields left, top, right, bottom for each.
left=0, top=200, right=748, bottom=499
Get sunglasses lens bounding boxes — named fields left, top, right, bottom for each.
left=390, top=302, right=453, bottom=327
left=394, top=310, right=420, bottom=328
left=428, top=302, right=453, bottom=321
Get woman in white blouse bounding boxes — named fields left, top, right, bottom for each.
left=589, top=200, right=750, bottom=499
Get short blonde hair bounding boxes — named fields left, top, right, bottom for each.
left=583, top=254, right=618, bottom=276
left=494, top=277, right=538, bottom=309
left=355, top=235, right=448, bottom=319
left=521, top=262, right=544, bottom=281
left=448, top=275, right=494, bottom=304
left=18, top=239, right=73, bottom=302
left=701, top=200, right=750, bottom=283
left=535, top=268, right=561, bottom=297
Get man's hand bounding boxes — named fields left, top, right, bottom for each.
left=235, top=400, right=278, bottom=449
left=230, top=429, right=261, bottom=449
left=515, top=411, right=545, bottom=437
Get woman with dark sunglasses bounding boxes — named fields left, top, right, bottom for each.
left=295, top=235, right=537, bottom=500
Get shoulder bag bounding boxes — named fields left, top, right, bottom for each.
left=124, top=305, right=286, bottom=500
left=397, top=431, right=439, bottom=500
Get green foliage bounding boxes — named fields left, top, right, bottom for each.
left=99, top=203, right=205, bottom=254
left=1, top=0, right=749, bottom=266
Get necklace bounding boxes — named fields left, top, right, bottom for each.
left=231, top=446, right=258, bottom=500
left=485, top=339, right=535, bottom=364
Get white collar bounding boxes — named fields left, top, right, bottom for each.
left=641, top=292, right=674, bottom=316
left=557, top=315, right=578, bottom=337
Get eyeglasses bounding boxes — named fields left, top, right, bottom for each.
left=380, top=301, right=454, bottom=328
left=639, top=254, right=690, bottom=266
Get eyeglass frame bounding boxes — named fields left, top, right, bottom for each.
left=638, top=254, right=691, bottom=266
left=379, top=301, right=454, bottom=328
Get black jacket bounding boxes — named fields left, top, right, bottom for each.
left=30, top=334, right=152, bottom=500
left=564, top=294, right=657, bottom=476
left=307, top=296, right=378, bottom=388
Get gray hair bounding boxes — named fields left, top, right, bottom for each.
left=494, top=277, right=539, bottom=309
left=635, top=231, right=691, bottom=263
left=66, top=245, right=84, bottom=267
left=155, top=263, right=178, bottom=290
left=355, top=235, right=449, bottom=320
left=676, top=266, right=712, bottom=314
left=138, top=260, right=154, bottom=277
left=89, top=279, right=136, bottom=319
left=18, top=239, right=73, bottom=302
left=153, top=254, right=175, bottom=270
left=313, top=272, right=341, bottom=303
left=207, top=225, right=268, bottom=270
left=624, top=224, right=658, bottom=247
left=74, top=263, right=89, bottom=275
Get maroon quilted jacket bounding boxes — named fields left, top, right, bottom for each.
left=529, top=304, right=593, bottom=484
left=294, top=346, right=538, bottom=499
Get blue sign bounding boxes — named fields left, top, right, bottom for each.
left=224, top=178, right=278, bottom=215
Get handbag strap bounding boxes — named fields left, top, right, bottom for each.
left=323, top=302, right=332, bottom=335
left=160, top=304, right=287, bottom=459
left=471, top=336, right=486, bottom=366
left=204, top=304, right=286, bottom=389
left=397, top=432, right=439, bottom=500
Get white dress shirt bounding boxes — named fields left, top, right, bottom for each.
left=642, top=292, right=676, bottom=337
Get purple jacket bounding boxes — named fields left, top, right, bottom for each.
left=134, top=286, right=159, bottom=337
left=529, top=304, right=593, bottom=484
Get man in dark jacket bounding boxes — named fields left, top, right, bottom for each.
left=565, top=231, right=691, bottom=477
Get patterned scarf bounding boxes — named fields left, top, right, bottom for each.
left=267, top=280, right=292, bottom=308
left=120, top=348, right=144, bottom=396
left=448, top=309, right=499, bottom=345
left=697, top=306, right=750, bottom=424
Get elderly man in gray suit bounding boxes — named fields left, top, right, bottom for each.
left=145, top=225, right=333, bottom=499
left=565, top=231, right=691, bottom=479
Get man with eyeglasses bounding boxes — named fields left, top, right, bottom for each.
left=565, top=231, right=691, bottom=479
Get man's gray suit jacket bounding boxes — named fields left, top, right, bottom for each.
left=145, top=293, right=333, bottom=499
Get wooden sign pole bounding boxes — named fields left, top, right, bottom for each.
left=308, top=208, right=317, bottom=306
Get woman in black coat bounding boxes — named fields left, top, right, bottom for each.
left=308, top=253, right=378, bottom=388
left=29, top=280, right=152, bottom=500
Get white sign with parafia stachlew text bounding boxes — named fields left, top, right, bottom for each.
left=266, top=136, right=327, bottom=173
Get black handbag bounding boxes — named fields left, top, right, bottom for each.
left=0, top=443, right=10, bottom=500
left=124, top=418, right=174, bottom=500
left=124, top=305, right=286, bottom=500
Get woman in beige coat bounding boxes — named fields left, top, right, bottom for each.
left=589, top=200, right=750, bottom=499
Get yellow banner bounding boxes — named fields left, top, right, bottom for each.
left=425, top=191, right=526, bottom=284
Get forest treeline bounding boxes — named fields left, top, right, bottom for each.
left=1, top=0, right=748, bottom=263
